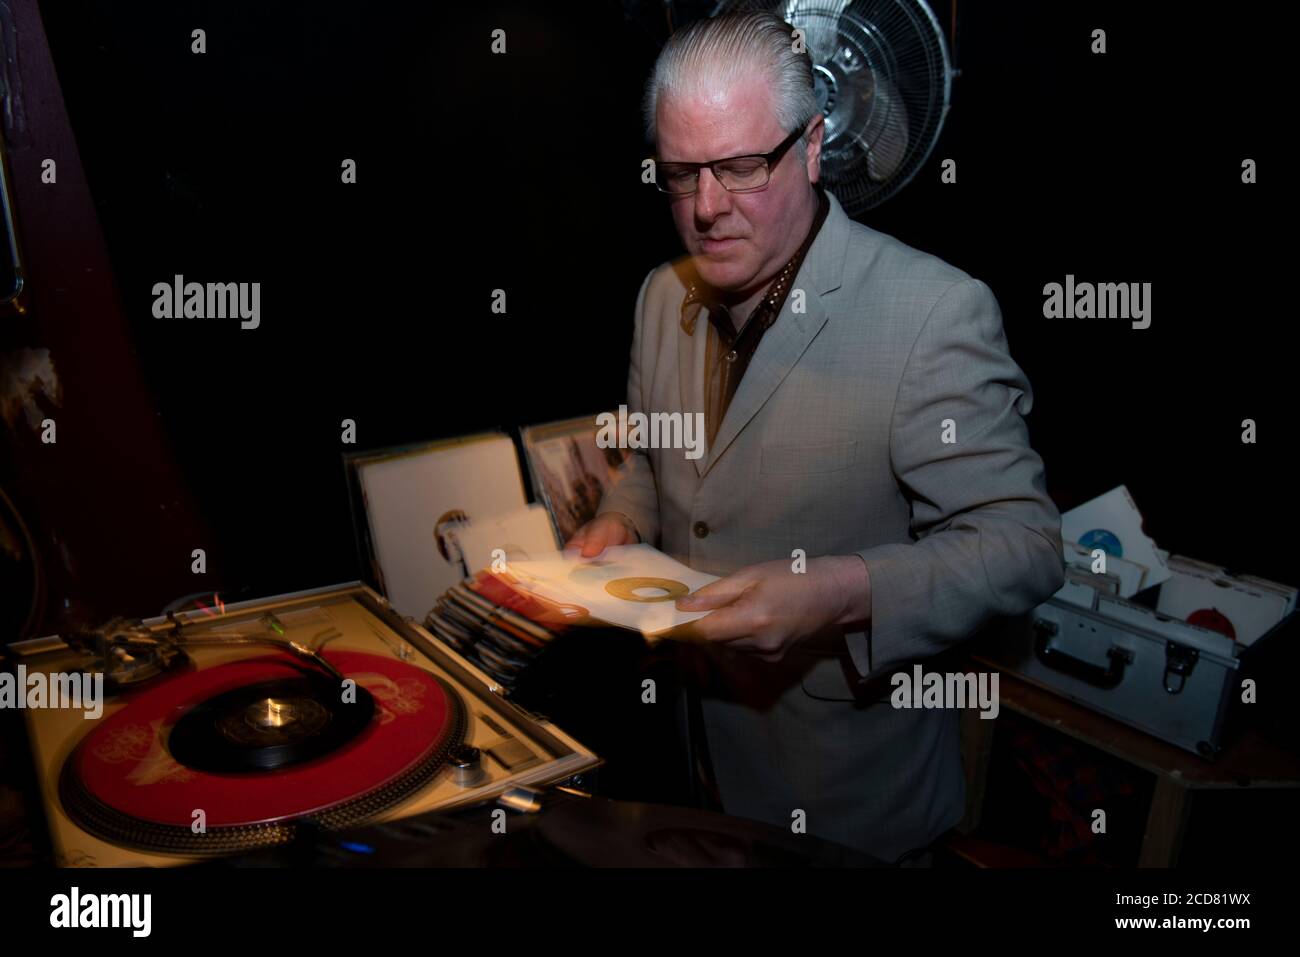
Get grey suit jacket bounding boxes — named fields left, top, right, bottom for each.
left=597, top=187, right=1065, bottom=862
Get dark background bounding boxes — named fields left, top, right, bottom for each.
left=16, top=0, right=1295, bottom=620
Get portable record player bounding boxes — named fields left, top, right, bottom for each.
left=13, top=582, right=600, bottom=866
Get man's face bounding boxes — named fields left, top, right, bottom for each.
left=656, top=78, right=822, bottom=297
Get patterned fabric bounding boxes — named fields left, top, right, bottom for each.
left=1010, top=726, right=1138, bottom=863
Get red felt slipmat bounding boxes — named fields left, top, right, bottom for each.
left=59, top=650, right=464, bottom=855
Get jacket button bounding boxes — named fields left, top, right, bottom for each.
left=693, top=521, right=709, bottom=539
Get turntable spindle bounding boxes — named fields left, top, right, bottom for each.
left=249, top=698, right=298, bottom=730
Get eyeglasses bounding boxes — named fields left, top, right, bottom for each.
left=653, top=125, right=806, bottom=196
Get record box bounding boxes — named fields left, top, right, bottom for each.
left=977, top=554, right=1296, bottom=758
left=11, top=583, right=600, bottom=866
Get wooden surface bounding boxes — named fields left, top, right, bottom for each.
left=972, top=654, right=1300, bottom=788
left=958, top=656, right=1300, bottom=867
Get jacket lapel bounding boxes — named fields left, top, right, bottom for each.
left=677, top=294, right=710, bottom=477
left=697, top=189, right=852, bottom=479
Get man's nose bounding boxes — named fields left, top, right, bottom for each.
left=693, top=167, right=731, bottom=222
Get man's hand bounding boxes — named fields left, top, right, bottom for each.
left=565, top=511, right=641, bottom=558
left=671, top=555, right=871, bottom=663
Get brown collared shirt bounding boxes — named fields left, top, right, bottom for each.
left=681, top=186, right=831, bottom=450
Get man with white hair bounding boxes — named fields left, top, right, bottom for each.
left=570, top=12, right=1064, bottom=864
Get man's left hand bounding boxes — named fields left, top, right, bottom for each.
left=671, top=555, right=871, bottom=663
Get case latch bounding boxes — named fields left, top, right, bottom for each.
left=1163, top=640, right=1199, bottom=694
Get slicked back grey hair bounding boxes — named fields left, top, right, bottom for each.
left=643, top=12, right=820, bottom=159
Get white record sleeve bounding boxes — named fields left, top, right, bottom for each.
left=1155, top=555, right=1295, bottom=646
left=452, top=504, right=561, bottom=575
left=356, top=433, right=527, bottom=619
left=504, top=543, right=719, bottom=638
left=1060, top=484, right=1171, bottom=596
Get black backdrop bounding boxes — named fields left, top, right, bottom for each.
left=32, top=0, right=1294, bottom=610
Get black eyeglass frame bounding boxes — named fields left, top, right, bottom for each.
left=653, top=123, right=808, bottom=195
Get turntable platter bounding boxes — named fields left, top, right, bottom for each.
left=59, top=650, right=465, bottom=854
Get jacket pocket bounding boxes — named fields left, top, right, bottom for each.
left=760, top=440, right=858, bottom=474
left=799, top=651, right=860, bottom=702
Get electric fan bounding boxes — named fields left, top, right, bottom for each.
left=713, top=0, right=954, bottom=214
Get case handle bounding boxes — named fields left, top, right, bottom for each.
left=1032, top=618, right=1133, bottom=689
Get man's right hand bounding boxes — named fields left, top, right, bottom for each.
left=566, top=512, right=640, bottom=558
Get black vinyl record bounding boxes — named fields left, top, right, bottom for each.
left=168, top=675, right=376, bottom=773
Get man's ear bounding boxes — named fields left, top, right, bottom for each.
left=804, top=114, right=826, bottom=183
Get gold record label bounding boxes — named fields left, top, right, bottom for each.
left=603, top=577, right=690, bottom=603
